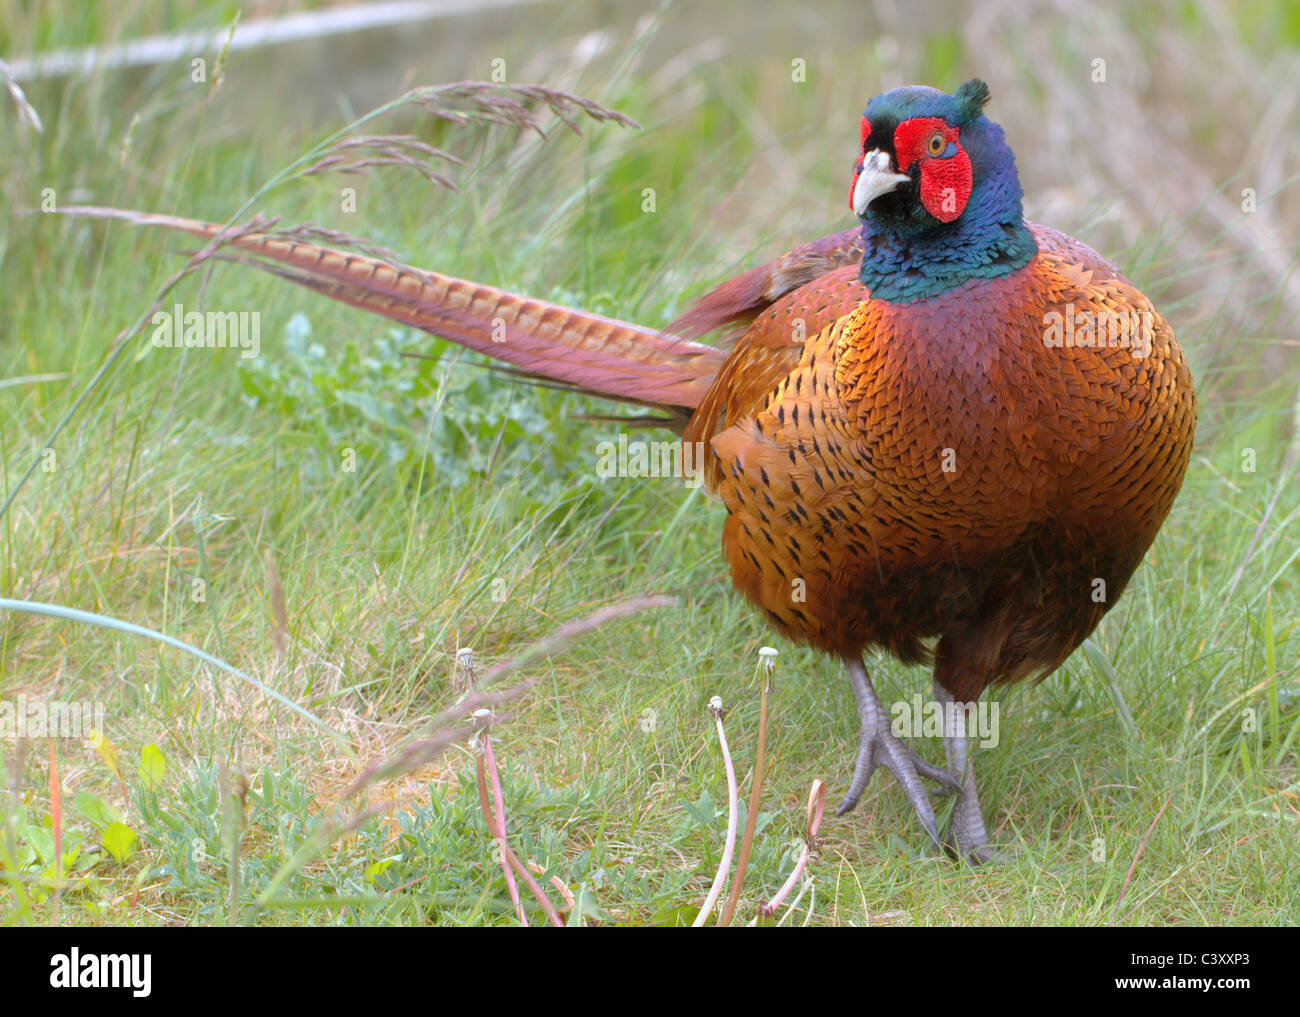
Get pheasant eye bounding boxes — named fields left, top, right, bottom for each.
left=927, top=132, right=947, bottom=156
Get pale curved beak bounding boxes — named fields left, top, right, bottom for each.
left=852, top=149, right=911, bottom=216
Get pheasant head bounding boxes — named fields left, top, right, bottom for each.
left=848, top=78, right=1039, bottom=303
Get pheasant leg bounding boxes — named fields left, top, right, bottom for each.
left=933, top=679, right=1000, bottom=865
left=836, top=658, right=960, bottom=849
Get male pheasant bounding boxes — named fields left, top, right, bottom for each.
left=67, top=79, right=1196, bottom=861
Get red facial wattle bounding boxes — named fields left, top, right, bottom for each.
left=891, top=116, right=972, bottom=223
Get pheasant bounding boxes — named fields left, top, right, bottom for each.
left=65, top=79, right=1196, bottom=862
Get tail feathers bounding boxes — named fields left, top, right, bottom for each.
left=62, top=206, right=726, bottom=412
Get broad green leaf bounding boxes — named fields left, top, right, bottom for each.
left=138, top=743, right=166, bottom=789
left=23, top=823, right=55, bottom=866
left=102, top=822, right=137, bottom=863
left=73, top=790, right=126, bottom=828
left=364, top=857, right=398, bottom=887
left=89, top=729, right=121, bottom=779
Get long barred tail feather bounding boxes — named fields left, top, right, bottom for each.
left=60, top=206, right=727, bottom=414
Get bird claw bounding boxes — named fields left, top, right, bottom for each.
left=944, top=833, right=1015, bottom=867
left=932, top=679, right=1003, bottom=866
left=835, top=722, right=959, bottom=849
left=838, top=661, right=960, bottom=850
left=942, top=785, right=1016, bottom=866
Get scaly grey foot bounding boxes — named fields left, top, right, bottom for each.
left=836, top=659, right=961, bottom=850
left=933, top=678, right=1002, bottom=865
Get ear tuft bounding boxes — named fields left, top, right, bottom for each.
left=955, top=79, right=991, bottom=122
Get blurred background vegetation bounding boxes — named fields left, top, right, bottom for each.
left=0, top=0, right=1296, bottom=925
left=4, top=0, right=1298, bottom=471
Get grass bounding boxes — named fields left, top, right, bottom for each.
left=1, top=0, right=1297, bottom=926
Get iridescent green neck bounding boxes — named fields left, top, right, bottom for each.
left=858, top=118, right=1038, bottom=303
